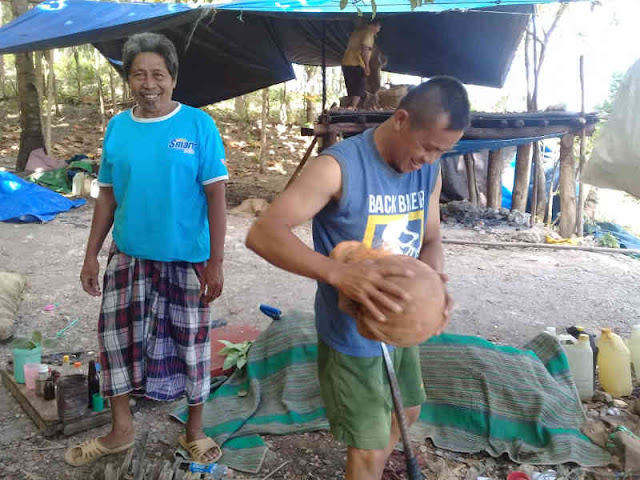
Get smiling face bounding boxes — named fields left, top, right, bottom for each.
left=384, top=109, right=463, bottom=173
left=128, top=52, right=177, bottom=118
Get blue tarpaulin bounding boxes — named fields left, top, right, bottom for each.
left=0, top=171, right=85, bottom=223
left=0, top=0, right=587, bottom=105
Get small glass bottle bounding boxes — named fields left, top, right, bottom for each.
left=44, top=376, right=56, bottom=400
left=35, top=364, right=49, bottom=397
left=62, top=355, right=71, bottom=376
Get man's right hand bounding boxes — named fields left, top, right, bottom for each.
left=364, top=65, right=371, bottom=76
left=328, top=257, right=414, bottom=322
left=80, top=256, right=101, bottom=297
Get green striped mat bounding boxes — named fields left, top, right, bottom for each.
left=172, top=312, right=610, bottom=473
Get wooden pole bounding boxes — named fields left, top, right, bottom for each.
left=512, top=143, right=532, bottom=211
left=44, top=50, right=54, bottom=154
left=486, top=149, right=504, bottom=209
left=545, top=157, right=559, bottom=225
left=558, top=134, right=577, bottom=237
left=321, top=20, right=327, bottom=112
left=576, top=55, right=587, bottom=237
left=94, top=49, right=105, bottom=132
left=285, top=136, right=318, bottom=190
left=464, top=153, right=478, bottom=205
left=529, top=10, right=540, bottom=226
left=442, top=238, right=640, bottom=256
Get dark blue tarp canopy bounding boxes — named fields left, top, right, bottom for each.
left=0, top=0, right=585, bottom=106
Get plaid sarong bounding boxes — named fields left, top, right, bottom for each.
left=98, top=245, right=211, bottom=405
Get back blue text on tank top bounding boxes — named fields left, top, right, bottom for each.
left=312, top=128, right=440, bottom=357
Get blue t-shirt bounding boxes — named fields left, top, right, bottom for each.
left=98, top=103, right=228, bottom=263
left=313, top=128, right=440, bottom=357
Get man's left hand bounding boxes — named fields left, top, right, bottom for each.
left=200, top=262, right=224, bottom=303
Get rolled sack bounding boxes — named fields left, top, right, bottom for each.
left=330, top=241, right=446, bottom=347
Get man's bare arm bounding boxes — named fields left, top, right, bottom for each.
left=246, top=155, right=412, bottom=321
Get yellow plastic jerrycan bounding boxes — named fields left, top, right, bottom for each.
left=627, top=325, right=640, bottom=384
left=598, top=328, right=632, bottom=397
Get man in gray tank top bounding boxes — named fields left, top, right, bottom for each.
left=247, top=77, right=470, bottom=479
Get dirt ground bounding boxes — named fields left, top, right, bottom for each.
left=2, top=103, right=640, bottom=479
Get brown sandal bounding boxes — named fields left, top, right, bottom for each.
left=178, top=435, right=222, bottom=463
left=65, top=437, right=134, bottom=466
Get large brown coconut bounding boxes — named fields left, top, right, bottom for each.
left=330, top=241, right=446, bottom=347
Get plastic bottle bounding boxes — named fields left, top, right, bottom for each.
left=35, top=364, right=49, bottom=397
left=62, top=355, right=71, bottom=376
left=188, top=462, right=233, bottom=478
left=87, top=360, right=100, bottom=408
left=628, top=325, right=640, bottom=384
left=563, top=334, right=594, bottom=401
left=72, top=172, right=85, bottom=196
left=566, top=326, right=598, bottom=388
left=598, top=328, right=632, bottom=397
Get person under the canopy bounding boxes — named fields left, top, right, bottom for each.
left=341, top=18, right=382, bottom=109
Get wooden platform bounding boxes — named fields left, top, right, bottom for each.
left=1, top=368, right=112, bottom=437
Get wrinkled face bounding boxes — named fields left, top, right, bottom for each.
left=387, top=110, right=463, bottom=173
left=128, top=52, right=176, bottom=117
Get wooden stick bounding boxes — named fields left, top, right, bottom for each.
left=576, top=55, right=587, bottom=237
left=284, top=136, right=318, bottom=190
left=464, top=154, right=478, bottom=205
left=443, top=238, right=640, bottom=256
left=262, top=460, right=290, bottom=480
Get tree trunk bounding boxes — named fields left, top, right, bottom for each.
left=108, top=64, right=116, bottom=111
left=464, top=153, right=478, bottom=205
left=44, top=50, right=55, bottom=154
left=558, top=134, right=576, bottom=238
left=121, top=74, right=128, bottom=104
left=512, top=143, right=532, bottom=212
left=12, top=0, right=45, bottom=171
left=486, top=150, right=504, bottom=209
left=73, top=47, right=82, bottom=99
left=234, top=95, right=249, bottom=123
left=258, top=88, right=270, bottom=174
left=34, top=51, right=45, bottom=101
left=49, top=50, right=60, bottom=116
left=279, top=82, right=288, bottom=125
left=94, top=49, right=106, bottom=132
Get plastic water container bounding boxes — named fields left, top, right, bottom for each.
left=598, top=328, right=632, bottom=397
left=72, top=172, right=85, bottom=196
left=628, top=325, right=640, bottom=384
left=563, top=334, right=594, bottom=401
left=12, top=346, right=42, bottom=383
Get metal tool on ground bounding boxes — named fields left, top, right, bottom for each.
left=380, top=342, right=422, bottom=480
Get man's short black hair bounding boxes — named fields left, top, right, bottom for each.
left=397, top=76, right=470, bottom=131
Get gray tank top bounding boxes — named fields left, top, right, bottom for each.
left=313, top=128, right=440, bottom=357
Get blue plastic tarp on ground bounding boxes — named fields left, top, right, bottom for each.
left=0, top=171, right=85, bottom=223
left=591, top=222, right=640, bottom=251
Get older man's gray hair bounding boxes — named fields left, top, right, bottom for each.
left=122, top=33, right=179, bottom=80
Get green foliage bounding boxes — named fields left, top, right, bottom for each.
left=10, top=330, right=59, bottom=350
left=597, top=72, right=624, bottom=116
left=218, top=340, right=253, bottom=371
left=599, top=232, right=620, bottom=249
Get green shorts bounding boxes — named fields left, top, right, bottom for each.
left=317, top=339, right=426, bottom=450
